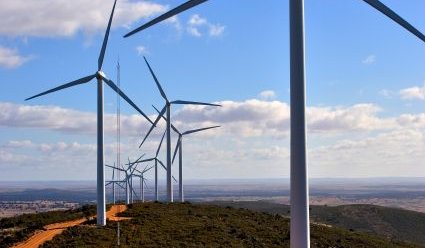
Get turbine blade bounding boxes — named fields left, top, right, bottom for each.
left=157, top=159, right=167, bottom=171
left=156, top=130, right=167, bottom=157
left=139, top=105, right=166, bottom=148
left=129, top=166, right=137, bottom=176
left=103, top=78, right=153, bottom=125
left=105, top=164, right=125, bottom=172
left=153, top=105, right=180, bottom=134
left=143, top=57, right=168, bottom=101
left=117, top=183, right=126, bottom=190
left=183, top=125, right=220, bottom=135
left=172, top=175, right=178, bottom=183
left=171, top=100, right=221, bottom=107
left=142, top=165, right=154, bottom=173
left=140, top=158, right=155, bottom=163
left=98, top=0, right=118, bottom=70
left=144, top=180, right=148, bottom=189
left=133, top=153, right=146, bottom=164
left=25, top=74, right=95, bottom=101
left=363, top=0, right=425, bottom=43
left=172, top=136, right=182, bottom=164
left=156, top=160, right=177, bottom=182
left=124, top=0, right=209, bottom=38
left=134, top=168, right=143, bottom=174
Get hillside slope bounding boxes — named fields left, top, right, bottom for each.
left=0, top=205, right=96, bottom=248
left=208, top=201, right=425, bottom=245
left=40, top=202, right=422, bottom=248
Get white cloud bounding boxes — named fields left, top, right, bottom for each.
left=0, top=46, right=32, bottom=69
left=362, top=54, right=376, bottom=65
left=164, top=16, right=182, bottom=32
left=378, top=89, right=395, bottom=99
left=186, top=14, right=225, bottom=38
left=4, top=99, right=425, bottom=141
left=187, top=27, right=202, bottom=37
left=3, top=96, right=425, bottom=179
left=188, top=14, right=207, bottom=26
left=396, top=113, right=425, bottom=128
left=306, top=104, right=396, bottom=132
left=310, top=129, right=425, bottom=177
left=209, top=24, right=226, bottom=37
left=174, top=100, right=401, bottom=138
left=3, top=140, right=33, bottom=149
left=0, top=0, right=166, bottom=37
left=136, top=45, right=148, bottom=56
left=0, top=102, right=151, bottom=136
left=399, top=84, right=425, bottom=100
left=258, top=90, right=276, bottom=100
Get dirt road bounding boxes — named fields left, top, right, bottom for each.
left=13, top=205, right=128, bottom=248
left=107, top=205, right=130, bottom=221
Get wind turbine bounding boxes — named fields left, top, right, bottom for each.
left=106, top=164, right=131, bottom=204
left=26, top=0, right=153, bottom=226
left=152, top=105, right=220, bottom=202
left=130, top=149, right=179, bottom=201
left=137, top=130, right=166, bottom=201
left=133, top=166, right=154, bottom=202
left=123, top=0, right=425, bottom=247
left=138, top=56, right=220, bottom=202
left=172, top=126, right=220, bottom=202
left=106, top=154, right=145, bottom=204
left=106, top=179, right=126, bottom=201
left=125, top=155, right=146, bottom=203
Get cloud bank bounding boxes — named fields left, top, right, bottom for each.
left=1, top=100, right=424, bottom=139
left=0, top=0, right=166, bottom=37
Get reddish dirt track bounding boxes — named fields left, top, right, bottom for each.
left=13, top=205, right=128, bottom=248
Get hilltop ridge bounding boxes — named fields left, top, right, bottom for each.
left=37, top=202, right=423, bottom=248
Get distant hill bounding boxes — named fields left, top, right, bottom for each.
left=208, top=201, right=425, bottom=245
left=38, top=202, right=422, bottom=248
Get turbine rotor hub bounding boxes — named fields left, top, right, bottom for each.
left=96, top=71, right=106, bottom=80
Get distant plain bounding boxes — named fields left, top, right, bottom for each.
left=1, top=177, right=424, bottom=216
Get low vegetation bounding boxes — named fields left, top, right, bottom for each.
left=40, top=202, right=422, bottom=248
left=209, top=201, right=425, bottom=245
left=0, top=204, right=96, bottom=248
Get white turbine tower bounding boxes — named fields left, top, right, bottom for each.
left=138, top=57, right=220, bottom=202
left=26, top=0, right=153, bottom=226
left=124, top=0, right=425, bottom=246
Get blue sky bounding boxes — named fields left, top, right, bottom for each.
left=1, top=0, right=425, bottom=181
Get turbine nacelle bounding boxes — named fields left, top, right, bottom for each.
left=96, top=71, right=107, bottom=80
